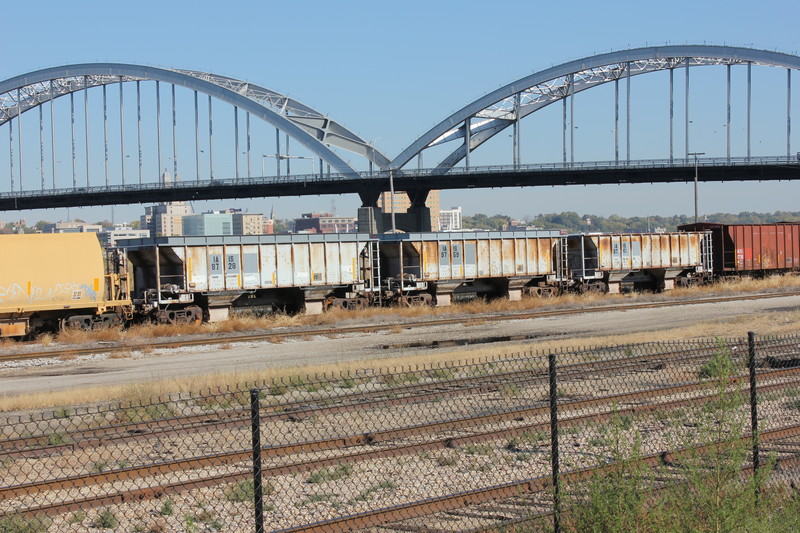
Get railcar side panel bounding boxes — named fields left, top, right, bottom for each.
left=224, top=246, right=241, bottom=290
left=0, top=233, right=106, bottom=312
left=207, top=246, right=225, bottom=291
left=187, top=247, right=208, bottom=291
left=242, top=246, right=260, bottom=289
left=260, top=245, right=277, bottom=287
left=679, top=222, right=800, bottom=274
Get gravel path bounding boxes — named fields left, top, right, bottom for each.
left=1, top=294, right=798, bottom=396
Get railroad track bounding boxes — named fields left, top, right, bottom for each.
left=1, top=289, right=798, bottom=364
left=0, top=339, right=761, bottom=455
left=4, top=364, right=799, bottom=519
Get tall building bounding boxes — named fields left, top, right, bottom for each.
left=141, top=202, right=193, bottom=237
left=378, top=190, right=441, bottom=230
left=439, top=206, right=463, bottom=231
left=231, top=212, right=264, bottom=235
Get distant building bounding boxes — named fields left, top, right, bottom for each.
left=141, top=202, right=193, bottom=237
left=100, top=224, right=151, bottom=247
left=439, top=207, right=463, bottom=231
left=42, top=221, right=103, bottom=233
left=181, top=209, right=266, bottom=236
left=183, top=212, right=234, bottom=236
left=293, top=212, right=357, bottom=234
left=378, top=190, right=441, bottom=230
left=232, top=213, right=264, bottom=235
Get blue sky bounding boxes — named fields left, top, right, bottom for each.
left=3, top=0, right=800, bottom=223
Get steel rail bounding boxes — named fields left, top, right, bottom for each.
left=1, top=335, right=793, bottom=459
left=0, top=338, right=762, bottom=455
left=238, top=424, right=800, bottom=533
left=3, top=366, right=798, bottom=509
left=2, top=289, right=798, bottom=364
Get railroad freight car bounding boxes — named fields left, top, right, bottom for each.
left=378, top=230, right=566, bottom=306
left=121, top=233, right=378, bottom=319
left=564, top=231, right=712, bottom=293
left=0, top=233, right=132, bottom=337
left=679, top=222, right=800, bottom=277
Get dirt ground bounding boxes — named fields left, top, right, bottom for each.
left=1, top=293, right=798, bottom=399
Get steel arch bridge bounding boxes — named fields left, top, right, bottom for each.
left=390, top=45, right=800, bottom=172
left=0, top=63, right=389, bottom=184
left=0, top=45, right=799, bottom=216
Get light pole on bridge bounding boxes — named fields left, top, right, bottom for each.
left=688, top=152, right=705, bottom=224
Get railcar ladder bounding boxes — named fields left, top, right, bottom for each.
left=702, top=231, right=714, bottom=275
left=556, top=236, right=569, bottom=283
left=367, top=240, right=382, bottom=305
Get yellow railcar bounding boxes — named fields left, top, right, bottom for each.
left=0, top=233, right=132, bottom=337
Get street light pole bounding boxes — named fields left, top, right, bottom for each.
left=688, top=152, right=705, bottom=223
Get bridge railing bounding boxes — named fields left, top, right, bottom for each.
left=0, top=155, right=797, bottom=199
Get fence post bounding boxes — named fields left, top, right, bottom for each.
left=747, top=331, right=760, bottom=503
left=250, top=388, right=265, bottom=533
left=548, top=352, right=561, bottom=533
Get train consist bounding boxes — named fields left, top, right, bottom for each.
left=0, top=222, right=798, bottom=338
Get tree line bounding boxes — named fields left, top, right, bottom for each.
left=462, top=211, right=800, bottom=233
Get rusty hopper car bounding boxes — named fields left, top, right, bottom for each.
left=379, top=230, right=566, bottom=306
left=679, top=222, right=800, bottom=276
left=565, top=232, right=712, bottom=293
left=120, top=233, right=376, bottom=320
left=0, top=233, right=132, bottom=337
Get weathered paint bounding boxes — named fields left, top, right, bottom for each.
left=398, top=234, right=561, bottom=281
left=187, top=247, right=208, bottom=290
left=260, top=245, right=277, bottom=287
left=0, top=233, right=107, bottom=317
left=464, top=241, right=477, bottom=277
left=276, top=244, right=293, bottom=286
left=224, top=246, right=241, bottom=290
left=591, top=232, right=706, bottom=272
left=207, top=246, right=225, bottom=291
left=242, top=245, right=260, bottom=289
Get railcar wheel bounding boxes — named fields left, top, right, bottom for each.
left=326, top=298, right=368, bottom=311
left=399, top=294, right=433, bottom=307
left=95, top=313, right=123, bottom=329
left=61, top=315, right=93, bottom=331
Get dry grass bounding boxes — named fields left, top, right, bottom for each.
left=3, top=307, right=798, bottom=414
left=1, top=275, right=798, bottom=413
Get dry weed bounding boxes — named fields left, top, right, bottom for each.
left=2, top=305, right=798, bottom=414
left=108, top=350, right=133, bottom=360
left=34, top=333, right=55, bottom=347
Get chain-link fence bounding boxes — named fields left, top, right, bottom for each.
left=1, top=331, right=799, bottom=532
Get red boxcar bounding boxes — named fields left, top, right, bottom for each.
left=678, top=222, right=800, bottom=275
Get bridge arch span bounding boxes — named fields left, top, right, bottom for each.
left=390, top=45, right=800, bottom=172
left=0, top=63, right=390, bottom=179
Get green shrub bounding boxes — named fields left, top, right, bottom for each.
left=307, top=463, right=352, bottom=483
left=94, top=508, right=118, bottom=529
left=0, top=515, right=52, bottom=533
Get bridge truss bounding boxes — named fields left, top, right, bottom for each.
left=0, top=64, right=389, bottom=194
left=390, top=45, right=800, bottom=172
left=0, top=46, right=799, bottom=211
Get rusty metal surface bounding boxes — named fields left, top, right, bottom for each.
left=592, top=232, right=706, bottom=272
left=680, top=222, right=800, bottom=274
